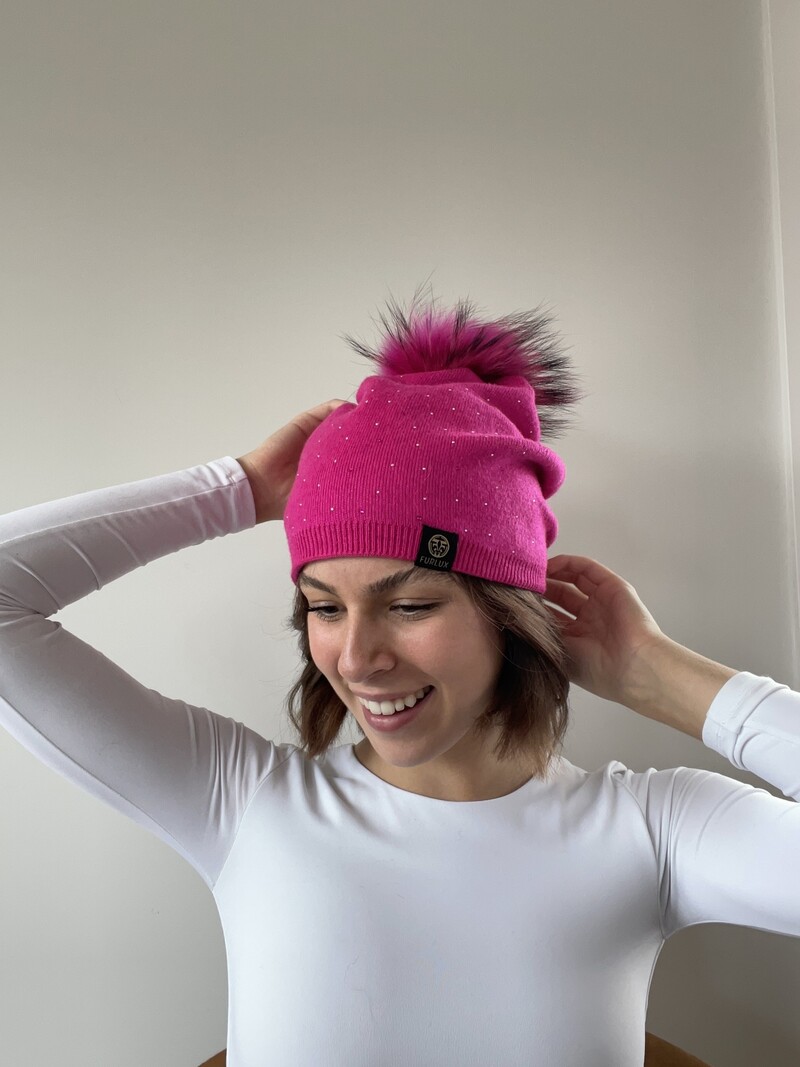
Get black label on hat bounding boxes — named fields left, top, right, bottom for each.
left=414, top=525, right=459, bottom=572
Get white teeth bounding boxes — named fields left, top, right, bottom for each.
left=360, top=686, right=431, bottom=716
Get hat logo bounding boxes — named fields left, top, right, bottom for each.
left=415, top=524, right=459, bottom=572
left=428, top=533, right=450, bottom=558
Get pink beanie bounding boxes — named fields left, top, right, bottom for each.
left=284, top=292, right=583, bottom=593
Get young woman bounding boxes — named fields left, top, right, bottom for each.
left=1, top=292, right=798, bottom=1066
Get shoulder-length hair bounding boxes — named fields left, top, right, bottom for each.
left=283, top=570, right=571, bottom=782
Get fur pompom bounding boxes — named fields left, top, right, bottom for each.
left=340, top=282, right=586, bottom=439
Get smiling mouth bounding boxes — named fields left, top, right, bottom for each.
left=358, top=685, right=434, bottom=716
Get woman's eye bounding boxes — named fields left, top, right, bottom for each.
left=307, top=604, right=436, bottom=621
left=396, top=604, right=436, bottom=616
left=306, top=606, right=340, bottom=618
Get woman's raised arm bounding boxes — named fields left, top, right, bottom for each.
left=0, top=455, right=277, bottom=889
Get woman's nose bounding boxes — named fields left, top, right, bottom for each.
left=337, top=617, right=394, bottom=681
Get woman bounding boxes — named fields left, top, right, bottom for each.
left=1, top=290, right=798, bottom=1065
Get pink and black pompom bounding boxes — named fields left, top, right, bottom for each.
left=340, top=281, right=585, bottom=439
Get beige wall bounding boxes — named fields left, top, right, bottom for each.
left=771, top=0, right=800, bottom=642
left=0, top=1, right=797, bottom=1063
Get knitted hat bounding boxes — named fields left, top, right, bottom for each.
left=284, top=290, right=583, bottom=593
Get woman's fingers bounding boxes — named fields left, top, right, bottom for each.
left=543, top=603, right=581, bottom=639
left=547, top=554, right=628, bottom=596
left=290, top=399, right=352, bottom=438
left=309, top=398, right=351, bottom=418
left=543, top=578, right=586, bottom=620
left=545, top=555, right=603, bottom=617
left=548, top=554, right=605, bottom=584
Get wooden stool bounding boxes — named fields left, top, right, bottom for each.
left=198, top=1052, right=226, bottom=1067
left=644, top=1031, right=712, bottom=1066
left=198, top=1032, right=712, bottom=1066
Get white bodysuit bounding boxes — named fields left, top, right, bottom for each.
left=1, top=456, right=799, bottom=1066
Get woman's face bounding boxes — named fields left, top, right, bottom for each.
left=298, top=556, right=505, bottom=788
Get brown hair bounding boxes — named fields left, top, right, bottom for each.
left=283, top=569, right=572, bottom=782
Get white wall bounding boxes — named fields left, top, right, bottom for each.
left=0, top=1, right=796, bottom=1064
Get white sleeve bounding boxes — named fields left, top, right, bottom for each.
left=0, top=456, right=282, bottom=891
left=615, top=672, right=800, bottom=940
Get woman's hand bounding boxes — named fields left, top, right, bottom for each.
left=543, top=554, right=669, bottom=707
left=237, top=399, right=352, bottom=524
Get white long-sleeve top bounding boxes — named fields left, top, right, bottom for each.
left=1, top=457, right=799, bottom=1067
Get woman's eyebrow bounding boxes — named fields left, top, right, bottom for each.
left=298, top=567, right=450, bottom=597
